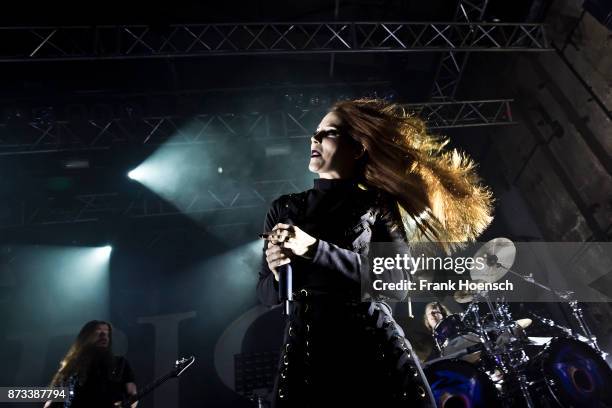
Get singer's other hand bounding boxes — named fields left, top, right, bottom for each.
left=265, top=240, right=291, bottom=281
left=268, top=223, right=318, bottom=259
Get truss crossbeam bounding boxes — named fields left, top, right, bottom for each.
left=431, top=0, right=490, bottom=100
left=0, top=99, right=515, bottom=155
left=0, top=179, right=304, bottom=228
left=0, top=23, right=550, bottom=61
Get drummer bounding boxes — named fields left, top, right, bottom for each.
left=423, top=301, right=451, bottom=333
left=423, top=302, right=451, bottom=360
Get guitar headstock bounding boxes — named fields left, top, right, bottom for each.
left=173, top=356, right=195, bottom=377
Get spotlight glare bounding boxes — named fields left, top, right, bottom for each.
left=94, top=245, right=113, bottom=261
left=128, top=169, right=139, bottom=180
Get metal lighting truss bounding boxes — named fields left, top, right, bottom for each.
left=0, top=179, right=304, bottom=228
left=0, top=22, right=549, bottom=61
left=0, top=99, right=514, bottom=227
left=0, top=18, right=541, bottom=229
left=431, top=0, right=489, bottom=99
left=0, top=99, right=515, bottom=155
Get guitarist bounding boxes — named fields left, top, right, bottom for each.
left=44, top=320, right=138, bottom=408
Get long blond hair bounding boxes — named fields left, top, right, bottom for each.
left=423, top=302, right=452, bottom=331
left=331, top=98, right=493, bottom=251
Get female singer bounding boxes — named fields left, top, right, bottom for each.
left=257, top=98, right=493, bottom=407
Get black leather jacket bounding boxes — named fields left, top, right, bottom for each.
left=257, top=180, right=411, bottom=306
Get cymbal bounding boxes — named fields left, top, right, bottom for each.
left=453, top=279, right=489, bottom=303
left=470, top=237, right=516, bottom=283
left=528, top=336, right=553, bottom=346
left=516, top=318, right=532, bottom=329
left=453, top=289, right=475, bottom=303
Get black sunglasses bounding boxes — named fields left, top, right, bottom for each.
left=312, top=128, right=342, bottom=139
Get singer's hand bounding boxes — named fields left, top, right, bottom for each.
left=265, top=241, right=291, bottom=281
left=269, top=223, right=318, bottom=259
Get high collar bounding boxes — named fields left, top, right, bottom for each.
left=313, top=178, right=360, bottom=192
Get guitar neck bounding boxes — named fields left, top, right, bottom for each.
left=121, top=356, right=194, bottom=407
left=126, top=372, right=174, bottom=405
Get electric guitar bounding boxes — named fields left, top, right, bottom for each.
left=118, top=356, right=195, bottom=408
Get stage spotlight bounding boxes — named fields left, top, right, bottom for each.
left=127, top=163, right=161, bottom=184
left=9, top=245, right=112, bottom=322
left=128, top=169, right=140, bottom=180
left=94, top=245, right=113, bottom=261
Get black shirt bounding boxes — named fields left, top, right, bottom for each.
left=70, top=356, right=135, bottom=408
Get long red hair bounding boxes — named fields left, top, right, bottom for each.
left=331, top=98, right=493, bottom=251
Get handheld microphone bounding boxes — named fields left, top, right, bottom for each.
left=277, top=217, right=294, bottom=315
left=278, top=264, right=293, bottom=315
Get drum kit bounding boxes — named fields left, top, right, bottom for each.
left=422, top=238, right=612, bottom=408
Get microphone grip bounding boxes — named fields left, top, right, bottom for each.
left=278, top=264, right=293, bottom=303
left=277, top=218, right=294, bottom=315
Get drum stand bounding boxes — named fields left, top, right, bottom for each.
left=515, top=372, right=535, bottom=408
left=470, top=293, right=536, bottom=408
left=476, top=263, right=608, bottom=407
left=462, top=239, right=610, bottom=407
left=496, top=263, right=606, bottom=359
left=462, top=300, right=499, bottom=363
left=568, top=300, right=606, bottom=357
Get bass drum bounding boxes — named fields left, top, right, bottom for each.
left=424, top=359, right=500, bottom=408
left=528, top=337, right=612, bottom=408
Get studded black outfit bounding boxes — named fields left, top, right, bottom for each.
left=257, top=178, right=430, bottom=408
